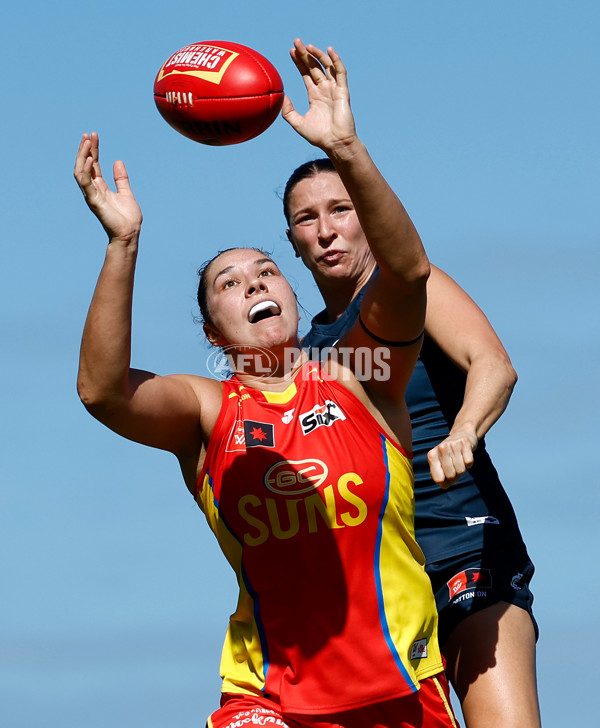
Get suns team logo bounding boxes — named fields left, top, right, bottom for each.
left=264, top=459, right=329, bottom=495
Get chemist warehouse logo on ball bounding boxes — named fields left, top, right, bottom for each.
left=300, top=400, right=346, bottom=436
left=156, top=43, right=238, bottom=84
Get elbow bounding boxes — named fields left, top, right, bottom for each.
left=507, top=359, right=518, bottom=392
left=77, top=381, right=103, bottom=419
left=498, top=347, right=517, bottom=391
left=409, top=233, right=431, bottom=286
left=77, top=375, right=91, bottom=408
left=405, top=257, right=431, bottom=293
left=406, top=246, right=431, bottom=287
left=494, top=351, right=517, bottom=398
left=416, top=258, right=431, bottom=286
left=77, top=372, right=99, bottom=409
left=77, top=375, right=119, bottom=419
left=387, top=256, right=430, bottom=291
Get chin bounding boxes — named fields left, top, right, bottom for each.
left=249, top=319, right=283, bottom=341
left=319, top=263, right=351, bottom=278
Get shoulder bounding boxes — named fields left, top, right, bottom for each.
left=163, top=373, right=225, bottom=433
left=164, top=372, right=223, bottom=398
left=322, top=357, right=410, bottom=449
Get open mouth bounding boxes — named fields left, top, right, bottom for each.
left=248, top=300, right=281, bottom=323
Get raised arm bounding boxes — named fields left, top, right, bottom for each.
left=74, top=133, right=219, bottom=483
left=282, top=41, right=429, bottom=400
left=424, top=265, right=517, bottom=487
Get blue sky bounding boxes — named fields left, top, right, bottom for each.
left=2, top=1, right=598, bottom=726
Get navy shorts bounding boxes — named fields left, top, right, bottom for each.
left=425, top=547, right=538, bottom=646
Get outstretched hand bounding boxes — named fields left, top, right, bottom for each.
left=281, top=39, right=357, bottom=154
left=427, top=430, right=478, bottom=489
left=74, top=132, right=142, bottom=242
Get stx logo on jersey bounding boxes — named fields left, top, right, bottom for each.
left=300, top=400, right=346, bottom=436
left=447, top=568, right=492, bottom=599
left=226, top=419, right=275, bottom=451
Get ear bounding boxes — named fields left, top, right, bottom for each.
left=286, top=229, right=301, bottom=258
left=203, top=323, right=227, bottom=348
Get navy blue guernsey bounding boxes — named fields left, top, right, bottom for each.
left=301, top=286, right=527, bottom=563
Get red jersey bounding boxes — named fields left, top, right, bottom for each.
left=196, top=362, right=442, bottom=715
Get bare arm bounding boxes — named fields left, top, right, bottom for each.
left=74, top=133, right=219, bottom=474
left=424, top=265, right=517, bottom=487
left=282, top=41, right=429, bottom=408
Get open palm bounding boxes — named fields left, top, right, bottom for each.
left=282, top=40, right=357, bottom=152
left=74, top=132, right=143, bottom=241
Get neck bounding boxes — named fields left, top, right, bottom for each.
left=316, top=262, right=376, bottom=324
left=232, top=342, right=307, bottom=391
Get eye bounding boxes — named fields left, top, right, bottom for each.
left=333, top=204, right=351, bottom=215
left=293, top=213, right=315, bottom=226
left=223, top=278, right=238, bottom=289
left=258, top=267, right=276, bottom=278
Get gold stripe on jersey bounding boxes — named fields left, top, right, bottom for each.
left=260, top=381, right=298, bottom=404
left=197, top=471, right=267, bottom=696
left=377, top=438, right=443, bottom=684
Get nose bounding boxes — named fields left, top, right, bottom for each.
left=317, top=214, right=336, bottom=245
left=246, top=276, right=268, bottom=297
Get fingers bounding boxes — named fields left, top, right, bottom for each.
left=74, top=134, right=95, bottom=195
left=291, top=38, right=344, bottom=87
left=427, top=434, right=477, bottom=489
left=74, top=132, right=107, bottom=199
left=90, top=131, right=102, bottom=179
left=289, top=43, right=318, bottom=92
left=427, top=451, right=456, bottom=489
left=113, top=159, right=132, bottom=194
left=74, top=134, right=90, bottom=178
left=73, top=131, right=143, bottom=239
left=280, top=94, right=300, bottom=126
left=304, top=43, right=334, bottom=80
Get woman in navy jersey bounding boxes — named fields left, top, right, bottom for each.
left=74, top=40, right=459, bottom=728
left=282, top=154, right=541, bottom=727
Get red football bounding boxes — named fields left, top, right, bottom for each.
left=154, top=41, right=284, bottom=146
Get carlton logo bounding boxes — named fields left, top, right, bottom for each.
left=155, top=44, right=238, bottom=85
left=264, top=459, right=328, bottom=495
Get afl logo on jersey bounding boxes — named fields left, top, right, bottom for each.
left=264, top=459, right=328, bottom=495
left=299, top=400, right=346, bottom=436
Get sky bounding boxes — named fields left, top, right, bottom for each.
left=2, top=1, right=599, bottom=726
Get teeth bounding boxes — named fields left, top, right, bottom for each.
left=249, top=300, right=280, bottom=322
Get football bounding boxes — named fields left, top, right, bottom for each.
left=154, top=41, right=284, bottom=145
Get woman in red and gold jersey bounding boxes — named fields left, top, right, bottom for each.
left=74, top=40, right=458, bottom=728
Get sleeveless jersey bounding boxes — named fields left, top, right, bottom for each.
left=301, top=287, right=529, bottom=563
left=196, top=362, right=443, bottom=715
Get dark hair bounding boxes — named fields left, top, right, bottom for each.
left=282, top=158, right=337, bottom=225
left=196, top=246, right=273, bottom=327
